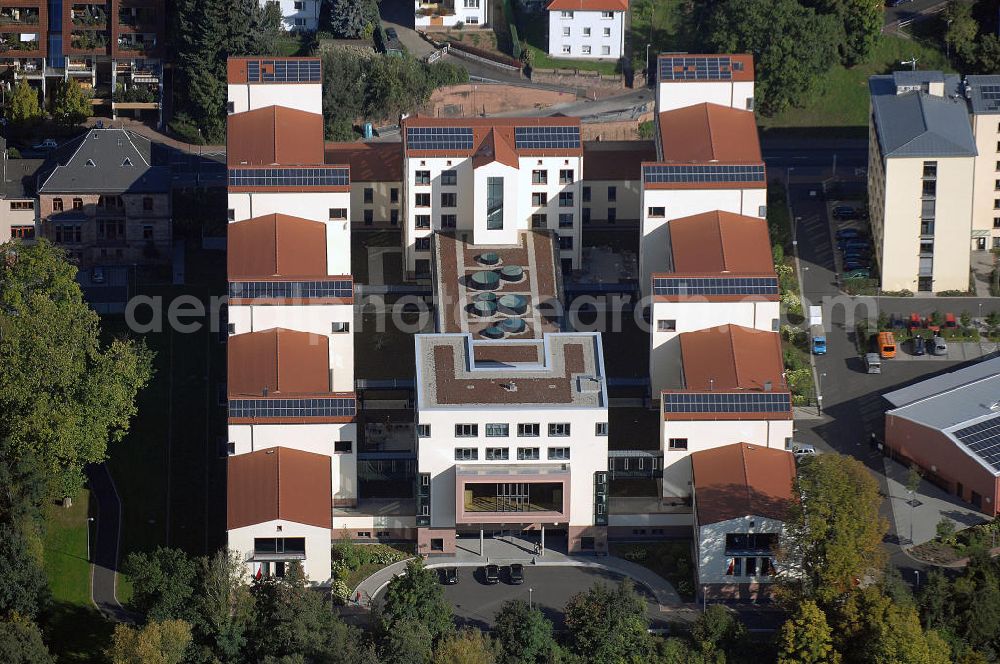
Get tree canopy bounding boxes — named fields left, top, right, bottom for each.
left=563, top=579, right=651, bottom=663
left=51, top=80, right=92, bottom=126
left=328, top=0, right=379, bottom=39
left=7, top=80, right=41, bottom=128
left=492, top=600, right=558, bottom=664
left=0, top=615, right=54, bottom=664
left=108, top=619, right=193, bottom=664
left=777, top=600, right=840, bottom=664
left=379, top=558, right=454, bottom=646
left=123, top=547, right=199, bottom=622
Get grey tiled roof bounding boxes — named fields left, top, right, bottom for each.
left=966, top=75, right=1000, bottom=115
left=869, top=73, right=976, bottom=158
left=38, top=128, right=168, bottom=194
left=1, top=157, right=44, bottom=198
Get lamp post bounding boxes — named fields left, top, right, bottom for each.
left=86, top=517, right=95, bottom=561
left=528, top=587, right=533, bottom=610
left=913, top=569, right=920, bottom=589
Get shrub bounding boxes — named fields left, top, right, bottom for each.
left=167, top=113, right=205, bottom=145
left=6, top=147, right=21, bottom=159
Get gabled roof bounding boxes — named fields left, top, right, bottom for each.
left=691, top=442, right=796, bottom=525
left=546, top=0, right=627, bottom=11
left=472, top=128, right=519, bottom=169
left=679, top=324, right=785, bottom=391
left=227, top=447, right=331, bottom=530
left=658, top=103, right=762, bottom=163
left=869, top=75, right=976, bottom=158
left=668, top=211, right=773, bottom=274
left=227, top=214, right=328, bottom=280
left=38, top=129, right=168, bottom=194
left=227, top=328, right=330, bottom=397
left=2, top=156, right=44, bottom=198
left=324, top=141, right=403, bottom=181
left=227, top=106, right=325, bottom=166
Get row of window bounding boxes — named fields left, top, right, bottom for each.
left=725, top=556, right=774, bottom=578
left=412, top=192, right=575, bottom=208
left=454, top=446, right=571, bottom=460
left=414, top=234, right=575, bottom=252
left=51, top=196, right=155, bottom=212
left=419, top=422, right=607, bottom=437
left=415, top=170, right=577, bottom=187
left=362, top=187, right=400, bottom=204
left=560, top=26, right=614, bottom=38
left=531, top=169, right=575, bottom=184
left=559, top=10, right=616, bottom=18
left=560, top=44, right=613, bottom=56
left=582, top=186, right=616, bottom=202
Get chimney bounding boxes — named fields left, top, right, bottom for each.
left=764, top=381, right=772, bottom=392
left=262, top=386, right=269, bottom=397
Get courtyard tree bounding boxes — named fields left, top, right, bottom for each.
left=563, top=579, right=651, bottom=663
left=123, top=547, right=199, bottom=622
left=433, top=628, right=495, bottom=664
left=7, top=79, right=41, bottom=128
left=832, top=587, right=951, bottom=664
left=492, top=599, right=558, bottom=664
left=188, top=549, right=254, bottom=663
left=777, top=600, right=840, bottom=664
left=51, top=79, right=91, bottom=125
left=691, top=604, right=747, bottom=659
left=379, top=558, right=454, bottom=646
left=108, top=619, right=192, bottom=664
left=382, top=618, right=434, bottom=664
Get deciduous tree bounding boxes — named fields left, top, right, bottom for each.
left=123, top=547, right=199, bottom=622
left=108, top=619, right=192, bottom=664
left=189, top=549, right=254, bottom=663
left=382, top=618, right=434, bottom=664
left=7, top=79, right=41, bottom=127
left=0, top=614, right=54, bottom=664
left=433, top=628, right=495, bottom=664
left=492, top=599, right=557, bottom=664
left=563, top=579, right=651, bottom=663
left=379, top=558, right=454, bottom=645
left=777, top=600, right=840, bottom=664
left=51, top=79, right=91, bottom=125
left=833, top=587, right=951, bottom=664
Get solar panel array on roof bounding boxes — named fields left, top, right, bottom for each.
left=659, top=56, right=737, bottom=81
left=228, top=167, right=349, bottom=188
left=653, top=276, right=779, bottom=296
left=406, top=127, right=474, bottom=151
left=952, top=416, right=1000, bottom=472
left=229, top=397, right=357, bottom=419
left=643, top=164, right=765, bottom=184
left=229, top=280, right=354, bottom=300
left=663, top=392, right=791, bottom=414
left=980, top=85, right=1000, bottom=100
left=246, top=59, right=321, bottom=83
left=514, top=126, right=581, bottom=149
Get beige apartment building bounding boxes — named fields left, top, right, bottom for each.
left=967, top=75, right=1000, bottom=250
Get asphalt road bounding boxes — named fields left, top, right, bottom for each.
left=884, top=0, right=948, bottom=26
left=86, top=463, right=132, bottom=622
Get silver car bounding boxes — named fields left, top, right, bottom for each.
left=932, top=336, right=948, bottom=356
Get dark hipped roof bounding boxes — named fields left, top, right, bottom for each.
left=227, top=328, right=330, bottom=397
left=227, top=214, right=328, bottom=280
left=691, top=442, right=796, bottom=525
left=679, top=324, right=785, bottom=391
left=2, top=156, right=44, bottom=198
left=965, top=74, right=1000, bottom=115
left=38, top=129, right=168, bottom=194
left=869, top=74, right=976, bottom=158
left=323, top=142, right=403, bottom=181
left=227, top=447, right=331, bottom=529
left=668, top=211, right=773, bottom=274
left=227, top=106, right=325, bottom=167
left=582, top=140, right=656, bottom=180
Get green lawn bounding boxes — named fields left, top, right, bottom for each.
left=630, top=0, right=692, bottom=71
left=519, top=10, right=620, bottom=75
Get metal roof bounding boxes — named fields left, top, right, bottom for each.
left=38, top=129, right=168, bottom=194
left=966, top=75, right=1000, bottom=115
left=869, top=74, right=976, bottom=158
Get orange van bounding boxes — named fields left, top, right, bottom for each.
left=878, top=331, right=896, bottom=359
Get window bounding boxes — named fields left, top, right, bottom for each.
left=582, top=45, right=591, bottom=55
left=532, top=169, right=548, bottom=184
left=607, top=186, right=616, bottom=201
left=52, top=198, right=63, bottom=211
left=54, top=224, right=82, bottom=243
left=532, top=192, right=547, bottom=206
left=417, top=424, right=431, bottom=438
left=415, top=215, right=430, bottom=229
left=562, top=45, right=571, bottom=54
left=363, top=209, right=373, bottom=224
left=227, top=101, right=235, bottom=113
left=548, top=423, right=571, bottom=437
left=331, top=322, right=350, bottom=333
left=647, top=206, right=665, bottom=217
left=364, top=188, right=374, bottom=204
left=518, top=423, right=540, bottom=437
left=517, top=447, right=540, bottom=460
left=995, top=179, right=1000, bottom=191
left=582, top=207, right=591, bottom=223
left=995, top=199, right=1000, bottom=210
left=531, top=213, right=547, bottom=228
left=143, top=225, right=153, bottom=240
left=601, top=45, right=610, bottom=55
left=994, top=218, right=1000, bottom=229
left=440, top=192, right=457, bottom=207
left=455, top=447, right=478, bottom=460
left=329, top=208, right=347, bottom=220
left=485, top=423, right=509, bottom=437
left=726, top=557, right=742, bottom=576
left=334, top=440, right=352, bottom=453
left=607, top=207, right=616, bottom=223
left=10, top=225, right=34, bottom=239
left=668, top=438, right=688, bottom=450
left=466, top=15, right=478, bottom=23
left=415, top=170, right=431, bottom=185
left=440, top=214, right=457, bottom=228
left=582, top=186, right=591, bottom=202
left=441, top=170, right=457, bottom=185
left=390, top=188, right=399, bottom=203
left=601, top=10, right=613, bottom=17
left=922, top=180, right=936, bottom=197
left=548, top=447, right=570, bottom=460
left=562, top=27, right=571, bottom=37
left=560, top=10, right=573, bottom=18
left=415, top=193, right=430, bottom=207
left=293, top=17, right=305, bottom=25
left=10, top=200, right=33, bottom=211
left=596, top=422, right=608, bottom=436
left=464, top=0, right=479, bottom=6
left=603, top=27, right=611, bottom=36
left=558, top=235, right=573, bottom=250
left=745, top=557, right=758, bottom=576
left=486, top=447, right=509, bottom=460
left=583, top=27, right=591, bottom=36
left=430, top=538, right=444, bottom=551
left=253, top=537, right=305, bottom=555
left=415, top=237, right=431, bottom=251
left=559, top=169, right=574, bottom=184
left=559, top=213, right=573, bottom=228
left=921, top=219, right=934, bottom=234
left=390, top=209, right=399, bottom=225
left=920, top=240, right=933, bottom=256
left=456, top=424, right=478, bottom=437
left=923, top=161, right=937, bottom=178
left=72, top=198, right=83, bottom=210
left=559, top=192, right=573, bottom=207
left=98, top=219, right=125, bottom=241
left=486, top=176, right=504, bottom=229
left=228, top=208, right=236, bottom=221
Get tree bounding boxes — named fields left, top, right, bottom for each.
left=0, top=522, right=50, bottom=618
left=123, top=547, right=199, bottom=622
left=563, top=579, right=651, bottom=663
left=799, top=0, right=882, bottom=65
left=833, top=587, right=951, bottom=664
left=777, top=600, right=840, bottom=664
left=380, top=558, right=454, bottom=645
left=917, top=569, right=951, bottom=631
left=434, top=628, right=495, bottom=664
left=935, top=518, right=956, bottom=544
left=6, top=80, right=41, bottom=128
left=329, top=0, right=378, bottom=38
left=492, top=600, right=557, bottom=664
left=944, top=0, right=980, bottom=66
left=0, top=614, right=54, bottom=664
left=382, top=618, right=434, bottom=664
left=691, top=604, right=747, bottom=659
left=108, top=619, right=193, bottom=664
left=777, top=454, right=887, bottom=606
left=51, top=79, right=91, bottom=125
left=189, top=549, right=254, bottom=663
left=0, top=240, right=153, bottom=496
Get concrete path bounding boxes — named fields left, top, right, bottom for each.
left=86, top=463, right=133, bottom=623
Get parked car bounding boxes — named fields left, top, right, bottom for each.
left=508, top=563, right=524, bottom=585
left=440, top=567, right=459, bottom=585
left=835, top=227, right=861, bottom=240
left=92, top=266, right=105, bottom=283
left=832, top=205, right=857, bottom=220
left=932, top=335, right=948, bottom=356
left=844, top=268, right=871, bottom=280
left=911, top=334, right=926, bottom=356
left=484, top=564, right=499, bottom=584
left=865, top=352, right=882, bottom=374
left=792, top=443, right=817, bottom=458
left=31, top=138, right=58, bottom=150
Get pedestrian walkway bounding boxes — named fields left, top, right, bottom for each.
left=86, top=463, right=134, bottom=623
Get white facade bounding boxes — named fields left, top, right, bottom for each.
left=227, top=82, right=323, bottom=116
left=228, top=520, right=332, bottom=583
left=414, top=0, right=488, bottom=28
left=0, top=197, right=37, bottom=242
left=547, top=9, right=625, bottom=59
left=657, top=80, right=756, bottom=114
left=262, top=0, right=321, bottom=32
left=695, top=515, right=783, bottom=586
left=969, top=111, right=1000, bottom=250
left=659, top=419, right=793, bottom=497
left=582, top=179, right=642, bottom=222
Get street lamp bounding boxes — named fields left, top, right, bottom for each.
left=528, top=587, right=533, bottom=609
left=913, top=569, right=920, bottom=589
left=86, top=517, right=95, bottom=561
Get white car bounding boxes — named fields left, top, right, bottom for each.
left=932, top=336, right=948, bottom=356
left=791, top=443, right=817, bottom=458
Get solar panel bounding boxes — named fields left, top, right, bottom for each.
left=643, top=164, right=765, bottom=184
left=229, top=280, right=354, bottom=300
left=659, top=56, right=736, bottom=81
left=662, top=392, right=791, bottom=414
left=228, top=167, right=349, bottom=188
left=514, top=126, right=581, bottom=150
left=980, top=85, right=1000, bottom=101
left=952, top=417, right=1000, bottom=472
left=228, top=397, right=357, bottom=420
left=653, top=276, right=779, bottom=297
left=406, top=127, right=474, bottom=151
left=245, top=59, right=322, bottom=83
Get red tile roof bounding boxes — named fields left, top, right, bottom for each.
left=227, top=447, right=332, bottom=529
left=679, top=325, right=785, bottom=392
left=691, top=443, right=796, bottom=525
left=472, top=128, right=519, bottom=169
left=227, top=106, right=325, bottom=167
left=324, top=142, right=403, bottom=181
left=668, top=211, right=774, bottom=275
left=227, top=214, right=328, bottom=280
left=658, top=103, right=761, bottom=164
left=546, top=0, right=628, bottom=11
left=227, top=328, right=330, bottom=397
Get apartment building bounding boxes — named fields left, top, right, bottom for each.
left=659, top=324, right=793, bottom=499
left=324, top=142, right=403, bottom=228
left=965, top=75, right=1000, bottom=251
left=545, top=0, right=627, bottom=60
left=262, top=0, right=320, bottom=32
left=414, top=0, right=487, bottom=29
left=867, top=72, right=977, bottom=293
left=640, top=101, right=767, bottom=297
left=401, top=116, right=584, bottom=280
left=581, top=140, right=654, bottom=224
left=2, top=0, right=164, bottom=118
left=691, top=442, right=795, bottom=600
left=37, top=127, right=170, bottom=267
left=656, top=54, right=755, bottom=113
left=0, top=144, right=42, bottom=242
left=649, top=211, right=779, bottom=397
left=225, top=57, right=357, bottom=584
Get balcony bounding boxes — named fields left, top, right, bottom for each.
left=70, top=30, right=108, bottom=50
left=415, top=0, right=455, bottom=16
left=0, top=8, right=39, bottom=25
left=117, top=7, right=156, bottom=28
left=455, top=465, right=570, bottom=524
left=0, top=35, right=39, bottom=53
left=116, top=34, right=154, bottom=54
left=113, top=81, right=157, bottom=103
left=71, top=4, right=108, bottom=27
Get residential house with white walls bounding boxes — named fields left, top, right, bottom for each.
left=260, top=0, right=321, bottom=32
left=545, top=0, right=627, bottom=60
left=414, top=0, right=488, bottom=29
left=656, top=54, right=756, bottom=113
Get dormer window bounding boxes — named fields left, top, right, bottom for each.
left=122, top=157, right=132, bottom=167
left=85, top=159, right=96, bottom=167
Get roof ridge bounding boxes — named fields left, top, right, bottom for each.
left=704, top=104, right=720, bottom=161
left=727, top=324, right=742, bottom=387
left=122, top=129, right=151, bottom=168
left=739, top=443, right=752, bottom=513
left=714, top=212, right=731, bottom=270
left=272, top=213, right=281, bottom=275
